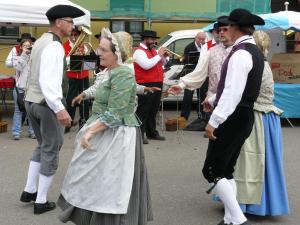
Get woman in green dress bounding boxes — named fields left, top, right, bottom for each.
left=57, top=28, right=153, bottom=225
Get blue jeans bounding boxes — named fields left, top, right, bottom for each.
left=12, top=88, right=34, bottom=136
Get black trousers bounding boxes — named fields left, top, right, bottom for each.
left=202, top=106, right=254, bottom=183
left=180, top=78, right=208, bottom=120
left=66, top=77, right=90, bottom=123
left=136, top=82, right=163, bottom=138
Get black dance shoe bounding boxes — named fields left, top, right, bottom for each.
left=20, top=191, right=37, bottom=203
left=147, top=135, right=165, bottom=141
left=34, top=201, right=56, bottom=214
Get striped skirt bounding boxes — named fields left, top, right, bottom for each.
left=57, top=127, right=153, bottom=225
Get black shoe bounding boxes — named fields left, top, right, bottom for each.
left=217, top=220, right=232, bottom=225
left=147, top=135, right=165, bottom=141
left=34, top=201, right=56, bottom=214
left=20, top=191, right=37, bottom=203
left=64, top=127, right=70, bottom=134
left=143, top=136, right=149, bottom=144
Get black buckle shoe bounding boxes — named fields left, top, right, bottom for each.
left=34, top=201, right=56, bottom=214
left=217, top=220, right=232, bottom=225
left=20, top=191, right=37, bottom=203
left=147, top=135, right=166, bottom=141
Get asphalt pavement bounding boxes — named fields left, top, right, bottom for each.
left=0, top=106, right=299, bottom=225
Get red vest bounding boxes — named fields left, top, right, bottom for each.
left=207, top=39, right=217, bottom=50
left=134, top=46, right=164, bottom=84
left=63, top=40, right=89, bottom=79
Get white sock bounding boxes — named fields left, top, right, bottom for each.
left=228, top=178, right=237, bottom=196
left=215, top=178, right=247, bottom=225
left=24, top=161, right=40, bottom=193
left=35, top=174, right=54, bottom=204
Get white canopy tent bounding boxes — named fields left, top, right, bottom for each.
left=0, top=0, right=90, bottom=27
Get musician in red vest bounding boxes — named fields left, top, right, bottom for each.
left=133, top=30, right=168, bottom=144
left=63, top=27, right=90, bottom=133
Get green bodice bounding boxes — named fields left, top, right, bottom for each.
left=86, top=65, right=139, bottom=127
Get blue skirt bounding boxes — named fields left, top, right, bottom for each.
left=240, top=112, right=290, bottom=216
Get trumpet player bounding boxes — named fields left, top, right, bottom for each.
left=63, top=26, right=90, bottom=133
left=133, top=30, right=169, bottom=144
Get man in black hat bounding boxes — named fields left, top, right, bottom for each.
left=20, top=4, right=84, bottom=215
left=202, top=8, right=265, bottom=225
left=133, top=30, right=168, bottom=144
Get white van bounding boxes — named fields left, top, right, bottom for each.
left=158, top=29, right=211, bottom=102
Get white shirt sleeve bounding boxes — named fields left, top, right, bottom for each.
left=5, top=47, right=17, bottom=68
left=133, top=49, right=162, bottom=70
left=178, top=51, right=210, bottom=90
left=208, top=50, right=253, bottom=128
left=39, top=42, right=65, bottom=113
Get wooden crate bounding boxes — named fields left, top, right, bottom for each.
left=0, top=121, right=8, bottom=133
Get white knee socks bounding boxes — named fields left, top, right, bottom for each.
left=24, top=161, right=40, bottom=193
left=215, top=178, right=247, bottom=225
left=35, top=174, right=54, bottom=204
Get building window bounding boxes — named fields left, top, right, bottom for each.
left=216, top=0, right=271, bottom=13
left=111, top=21, right=144, bottom=46
left=0, top=26, right=19, bottom=41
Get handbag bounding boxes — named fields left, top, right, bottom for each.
left=15, top=87, right=26, bottom=112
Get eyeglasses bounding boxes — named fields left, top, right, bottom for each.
left=218, top=27, right=229, bottom=32
left=59, top=18, right=74, bottom=25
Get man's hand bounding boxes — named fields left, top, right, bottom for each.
left=56, top=109, right=72, bottom=127
left=202, top=98, right=213, bottom=112
left=72, top=92, right=85, bottom=106
left=144, top=87, right=161, bottom=93
left=158, top=47, right=167, bottom=57
left=205, top=123, right=216, bottom=140
left=168, top=85, right=182, bottom=96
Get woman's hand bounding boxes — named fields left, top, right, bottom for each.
left=80, top=120, right=108, bottom=150
left=72, top=92, right=85, bottom=106
left=80, top=130, right=94, bottom=149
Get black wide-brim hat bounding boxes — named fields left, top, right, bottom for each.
left=46, top=4, right=85, bottom=21
left=17, top=33, right=36, bottom=42
left=218, top=8, right=265, bottom=26
left=141, top=30, right=160, bottom=39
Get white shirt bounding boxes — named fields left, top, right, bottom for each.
left=5, top=47, right=18, bottom=68
left=208, top=35, right=255, bottom=128
left=39, top=41, right=65, bottom=113
left=133, top=43, right=167, bottom=70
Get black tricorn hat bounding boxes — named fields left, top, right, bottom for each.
left=94, top=31, right=101, bottom=39
left=46, top=4, right=85, bottom=21
left=217, top=8, right=265, bottom=26
left=17, top=33, right=36, bottom=42
left=141, top=30, right=160, bottom=39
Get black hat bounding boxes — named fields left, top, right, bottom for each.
left=209, top=22, right=219, bottom=32
left=17, top=33, right=36, bottom=42
left=94, top=31, right=101, bottom=39
left=217, top=8, right=265, bottom=26
left=141, top=30, right=160, bottom=39
left=46, top=4, right=85, bottom=21
left=217, top=16, right=228, bottom=28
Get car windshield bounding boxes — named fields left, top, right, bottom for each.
left=158, top=34, right=172, bottom=47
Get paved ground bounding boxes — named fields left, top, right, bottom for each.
left=0, top=105, right=299, bottom=225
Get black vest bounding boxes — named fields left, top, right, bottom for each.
left=215, top=42, right=264, bottom=108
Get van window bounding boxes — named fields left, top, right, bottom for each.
left=168, top=38, right=194, bottom=64
left=158, top=35, right=172, bottom=47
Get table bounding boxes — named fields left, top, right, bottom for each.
left=274, top=83, right=300, bottom=126
left=0, top=77, right=15, bottom=111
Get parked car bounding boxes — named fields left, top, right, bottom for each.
left=158, top=29, right=211, bottom=102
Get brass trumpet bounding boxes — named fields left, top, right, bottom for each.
left=68, top=26, right=92, bottom=57
left=164, top=48, right=184, bottom=62
left=155, top=45, right=184, bottom=62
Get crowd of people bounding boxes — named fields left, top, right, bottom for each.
left=4, top=4, right=290, bottom=225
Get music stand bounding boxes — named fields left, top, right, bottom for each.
left=69, top=55, right=99, bottom=126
